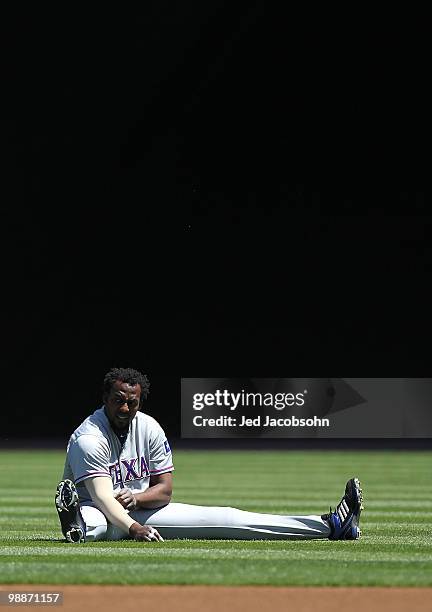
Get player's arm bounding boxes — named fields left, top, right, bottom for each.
left=85, top=476, right=163, bottom=541
left=115, top=472, right=172, bottom=510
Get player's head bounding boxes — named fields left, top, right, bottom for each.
left=103, top=367, right=150, bottom=403
left=103, top=367, right=150, bottom=430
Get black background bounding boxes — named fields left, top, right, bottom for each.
left=2, top=5, right=431, bottom=442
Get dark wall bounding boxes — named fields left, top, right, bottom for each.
left=2, top=6, right=431, bottom=441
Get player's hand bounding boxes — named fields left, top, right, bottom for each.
left=115, top=487, right=137, bottom=510
left=129, top=522, right=164, bottom=542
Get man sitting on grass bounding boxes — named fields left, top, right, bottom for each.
left=55, top=367, right=363, bottom=543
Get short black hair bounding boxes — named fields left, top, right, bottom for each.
left=103, top=367, right=150, bottom=404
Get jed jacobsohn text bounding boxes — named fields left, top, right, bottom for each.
left=193, top=415, right=330, bottom=427
left=192, top=389, right=306, bottom=411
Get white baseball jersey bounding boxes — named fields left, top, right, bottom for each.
left=63, top=407, right=174, bottom=506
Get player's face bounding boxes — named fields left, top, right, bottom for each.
left=104, top=380, right=141, bottom=430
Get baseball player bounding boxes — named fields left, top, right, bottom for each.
left=55, top=367, right=363, bottom=543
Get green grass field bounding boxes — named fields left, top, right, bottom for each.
left=0, top=449, right=431, bottom=586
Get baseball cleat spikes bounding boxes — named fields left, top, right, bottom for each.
left=55, top=479, right=86, bottom=544
left=322, top=477, right=364, bottom=540
left=55, top=478, right=79, bottom=511
left=66, top=526, right=85, bottom=544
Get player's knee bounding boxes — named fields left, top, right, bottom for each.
left=80, top=505, right=108, bottom=541
left=85, top=523, right=108, bottom=542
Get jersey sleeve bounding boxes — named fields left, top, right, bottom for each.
left=67, top=434, right=111, bottom=484
left=149, top=423, right=174, bottom=475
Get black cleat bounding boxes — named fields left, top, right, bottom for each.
left=55, top=479, right=86, bottom=543
left=322, top=477, right=364, bottom=540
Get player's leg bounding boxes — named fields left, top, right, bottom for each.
left=55, top=478, right=362, bottom=542
left=123, top=477, right=363, bottom=541
left=79, top=505, right=108, bottom=542
left=126, top=503, right=330, bottom=540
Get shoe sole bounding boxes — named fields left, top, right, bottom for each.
left=351, top=478, right=364, bottom=539
left=55, top=480, right=79, bottom=511
left=55, top=480, right=85, bottom=544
